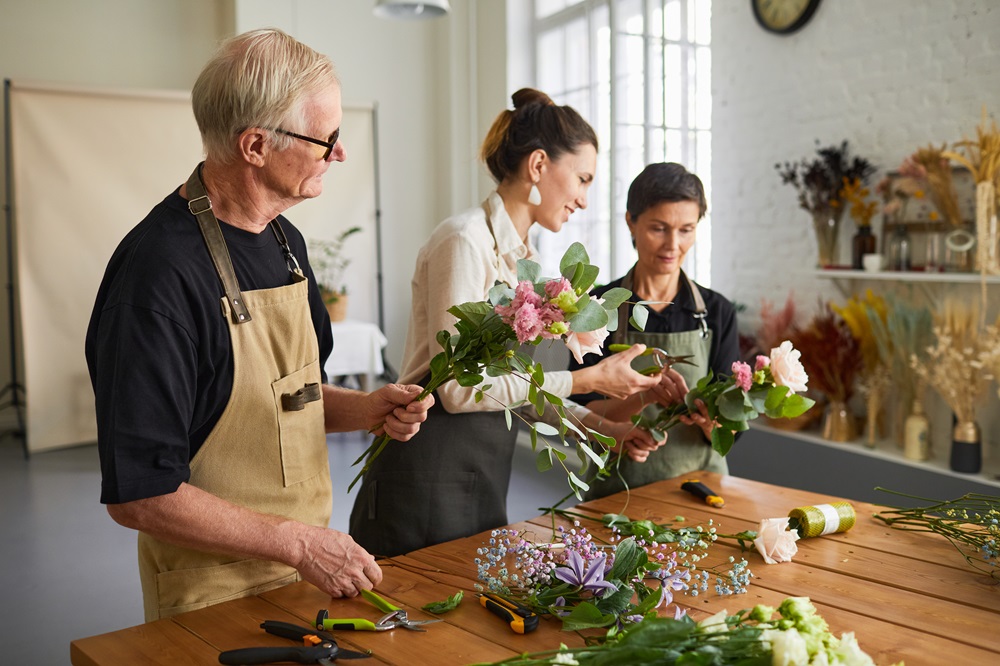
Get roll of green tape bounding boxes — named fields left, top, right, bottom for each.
left=788, top=501, right=856, bottom=538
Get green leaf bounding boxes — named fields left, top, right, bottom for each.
left=517, top=257, right=541, bottom=283
left=782, top=394, right=815, bottom=418
left=717, top=388, right=750, bottom=422
left=577, top=441, right=607, bottom=470
left=606, top=537, right=645, bottom=580
left=588, top=429, right=616, bottom=449
left=504, top=406, right=512, bottom=430
left=764, top=384, right=790, bottom=413
left=568, top=471, right=591, bottom=492
left=560, top=601, right=615, bottom=631
left=421, top=590, right=463, bottom=614
left=567, top=299, right=610, bottom=332
left=536, top=448, right=554, bottom=472
left=600, top=287, right=631, bottom=310
left=455, top=372, right=484, bottom=387
left=712, top=427, right=735, bottom=456
left=569, top=264, right=599, bottom=293
left=559, top=241, right=590, bottom=274
left=488, top=282, right=513, bottom=306
left=630, top=304, right=649, bottom=331
left=533, top=422, right=559, bottom=437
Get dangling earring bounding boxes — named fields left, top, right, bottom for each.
left=528, top=183, right=542, bottom=206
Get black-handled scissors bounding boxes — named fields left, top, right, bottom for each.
left=217, top=620, right=370, bottom=665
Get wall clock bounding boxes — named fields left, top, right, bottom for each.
left=752, top=0, right=821, bottom=35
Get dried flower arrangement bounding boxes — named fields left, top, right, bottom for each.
left=755, top=292, right=799, bottom=353
left=840, top=178, right=878, bottom=228
left=977, top=316, right=1000, bottom=400
left=902, top=145, right=963, bottom=226
left=833, top=291, right=890, bottom=443
left=788, top=304, right=862, bottom=405
left=944, top=108, right=1000, bottom=273
left=876, top=172, right=925, bottom=221
left=776, top=141, right=877, bottom=219
left=912, top=301, right=990, bottom=425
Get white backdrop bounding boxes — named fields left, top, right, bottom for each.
left=7, top=80, right=377, bottom=453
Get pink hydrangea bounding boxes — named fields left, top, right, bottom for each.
left=732, top=361, right=753, bottom=392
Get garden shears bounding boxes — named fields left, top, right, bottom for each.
left=315, top=589, right=442, bottom=632
left=217, top=620, right=370, bottom=665
left=609, top=343, right=697, bottom=375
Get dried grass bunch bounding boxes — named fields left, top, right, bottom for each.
left=866, top=295, right=933, bottom=398
left=902, top=144, right=963, bottom=226
left=789, top=304, right=862, bottom=404
left=978, top=316, right=1000, bottom=399
left=913, top=301, right=990, bottom=424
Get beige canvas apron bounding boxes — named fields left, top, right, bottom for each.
left=137, top=165, right=331, bottom=621
left=584, top=265, right=727, bottom=501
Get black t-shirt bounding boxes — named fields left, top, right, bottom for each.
left=569, top=273, right=739, bottom=405
left=85, top=188, right=334, bottom=504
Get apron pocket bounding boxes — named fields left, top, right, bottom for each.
left=367, top=471, right=479, bottom=555
left=155, top=558, right=298, bottom=618
left=272, top=363, right=327, bottom=488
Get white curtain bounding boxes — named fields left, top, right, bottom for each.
left=8, top=80, right=377, bottom=453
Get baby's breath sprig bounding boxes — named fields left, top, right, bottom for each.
left=873, top=488, right=1000, bottom=579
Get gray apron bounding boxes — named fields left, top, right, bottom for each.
left=583, top=266, right=727, bottom=501
left=349, top=202, right=518, bottom=557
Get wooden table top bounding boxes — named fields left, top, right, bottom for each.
left=70, top=472, right=1000, bottom=665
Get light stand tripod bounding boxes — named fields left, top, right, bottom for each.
left=1, top=80, right=27, bottom=457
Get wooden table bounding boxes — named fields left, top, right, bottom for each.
left=70, top=473, right=1000, bottom=665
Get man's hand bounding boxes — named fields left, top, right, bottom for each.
left=293, top=525, right=382, bottom=597
left=365, top=383, right=434, bottom=441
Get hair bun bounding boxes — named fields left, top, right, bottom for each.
left=511, top=88, right=554, bottom=110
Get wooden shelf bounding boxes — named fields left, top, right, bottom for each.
left=813, top=269, right=1000, bottom=284
left=751, top=422, right=1000, bottom=490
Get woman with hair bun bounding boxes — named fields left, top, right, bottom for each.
left=349, top=89, right=663, bottom=557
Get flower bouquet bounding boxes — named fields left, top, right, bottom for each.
left=630, top=341, right=815, bottom=456
left=349, top=243, right=632, bottom=494
left=475, top=517, right=751, bottom=634
left=474, top=596, right=887, bottom=665
left=874, top=488, right=999, bottom=580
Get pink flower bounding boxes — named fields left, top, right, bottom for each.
left=754, top=355, right=770, bottom=372
left=512, top=304, right=544, bottom=342
left=538, top=303, right=567, bottom=340
left=513, top=281, right=544, bottom=309
left=564, top=327, right=610, bottom=364
left=753, top=518, right=799, bottom=564
left=732, top=361, right=752, bottom=392
left=769, top=340, right=809, bottom=394
left=544, top=277, right=573, bottom=299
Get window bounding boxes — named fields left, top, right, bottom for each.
left=529, top=0, right=713, bottom=287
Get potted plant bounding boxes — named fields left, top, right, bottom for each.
left=308, top=226, right=363, bottom=322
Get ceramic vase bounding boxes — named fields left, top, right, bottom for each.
left=950, top=420, right=981, bottom=473
left=903, top=399, right=930, bottom=461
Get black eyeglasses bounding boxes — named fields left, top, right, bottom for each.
left=273, top=127, right=341, bottom=160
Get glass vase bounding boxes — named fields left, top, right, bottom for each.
left=863, top=387, right=883, bottom=449
left=822, top=401, right=856, bottom=442
left=944, top=226, right=976, bottom=273
left=950, top=420, right=981, bottom=473
left=812, top=210, right=842, bottom=268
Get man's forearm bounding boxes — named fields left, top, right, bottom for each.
left=106, top=482, right=307, bottom=569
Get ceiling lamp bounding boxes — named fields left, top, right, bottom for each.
left=373, top=0, right=450, bottom=20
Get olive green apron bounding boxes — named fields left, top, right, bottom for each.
left=137, top=165, right=331, bottom=621
left=584, top=266, right=726, bottom=501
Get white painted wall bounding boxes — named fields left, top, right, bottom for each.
left=711, top=0, right=1000, bottom=316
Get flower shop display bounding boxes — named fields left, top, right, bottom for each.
left=776, top=141, right=876, bottom=267
left=788, top=307, right=862, bottom=442
left=348, top=243, right=630, bottom=494
left=308, top=226, right=363, bottom=321
left=944, top=108, right=1000, bottom=275
left=912, top=301, right=990, bottom=473
left=874, top=488, right=999, bottom=581
left=473, top=597, right=889, bottom=666
left=628, top=341, right=815, bottom=457
left=832, top=291, right=888, bottom=448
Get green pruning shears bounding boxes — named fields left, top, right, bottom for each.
left=608, top=343, right=696, bottom=375
left=315, top=589, right=442, bottom=632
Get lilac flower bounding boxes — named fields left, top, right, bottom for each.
left=553, top=550, right=617, bottom=596
left=650, top=556, right=691, bottom=607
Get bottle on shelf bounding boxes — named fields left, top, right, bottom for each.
left=888, top=225, right=912, bottom=271
left=903, top=399, right=930, bottom=461
left=851, top=225, right=876, bottom=270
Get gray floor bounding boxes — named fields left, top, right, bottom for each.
left=0, top=431, right=569, bottom=665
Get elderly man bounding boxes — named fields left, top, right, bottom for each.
left=85, top=29, right=433, bottom=621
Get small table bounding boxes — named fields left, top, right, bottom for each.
left=325, top=320, right=387, bottom=391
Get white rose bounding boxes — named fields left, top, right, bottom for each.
left=762, top=628, right=810, bottom=666
left=754, top=518, right=800, bottom=564
left=697, top=609, right=729, bottom=634
left=769, top=340, right=809, bottom=394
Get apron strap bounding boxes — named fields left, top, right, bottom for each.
left=185, top=164, right=253, bottom=324
left=612, top=266, right=708, bottom=344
